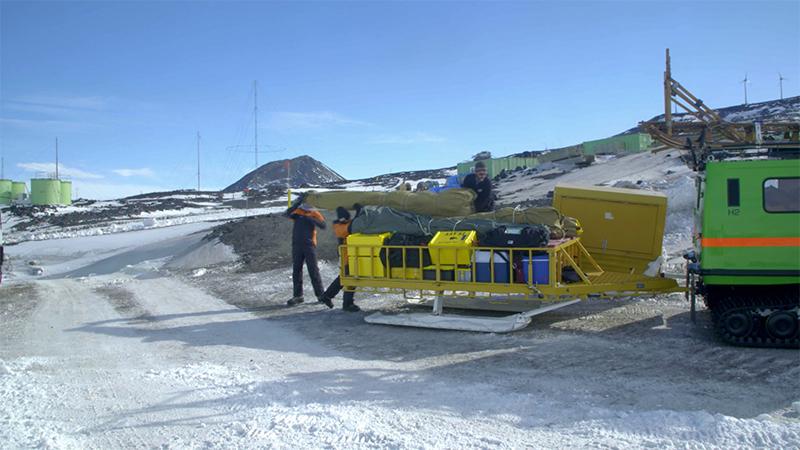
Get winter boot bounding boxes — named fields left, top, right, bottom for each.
left=342, top=302, right=361, bottom=313
left=286, top=296, right=305, bottom=306
left=318, top=296, right=334, bottom=309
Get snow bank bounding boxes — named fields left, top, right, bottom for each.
left=5, top=206, right=285, bottom=244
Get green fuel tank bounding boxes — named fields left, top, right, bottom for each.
left=11, top=181, right=27, bottom=201
left=0, top=179, right=11, bottom=204
left=60, top=180, right=72, bottom=205
left=30, top=179, right=62, bottom=205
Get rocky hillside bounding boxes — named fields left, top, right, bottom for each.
left=224, top=155, right=345, bottom=192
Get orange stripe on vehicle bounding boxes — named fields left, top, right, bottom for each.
left=701, top=237, right=800, bottom=247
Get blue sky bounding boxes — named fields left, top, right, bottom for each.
left=1, top=1, right=798, bottom=199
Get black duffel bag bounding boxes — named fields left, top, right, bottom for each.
left=379, top=234, right=433, bottom=268
left=481, top=225, right=549, bottom=248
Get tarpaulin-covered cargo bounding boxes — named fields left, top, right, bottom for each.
left=349, top=206, right=560, bottom=241
left=303, top=188, right=477, bottom=217
left=350, top=206, right=498, bottom=237
left=471, top=207, right=581, bottom=239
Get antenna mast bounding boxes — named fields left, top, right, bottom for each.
left=253, top=80, right=258, bottom=169
left=196, top=131, right=201, bottom=191
left=55, top=137, right=59, bottom=179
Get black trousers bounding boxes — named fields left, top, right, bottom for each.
left=323, top=275, right=355, bottom=306
left=292, top=244, right=324, bottom=298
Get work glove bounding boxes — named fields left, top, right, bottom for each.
left=285, top=192, right=307, bottom=216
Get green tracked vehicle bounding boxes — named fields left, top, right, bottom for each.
left=686, top=150, right=800, bottom=348
left=640, top=49, right=799, bottom=348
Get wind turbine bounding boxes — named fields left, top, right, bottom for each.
left=779, top=73, right=787, bottom=100
left=741, top=74, right=750, bottom=105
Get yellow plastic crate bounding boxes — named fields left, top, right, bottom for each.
left=428, top=230, right=477, bottom=266
left=347, top=232, right=392, bottom=277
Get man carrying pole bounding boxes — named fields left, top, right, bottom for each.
left=285, top=200, right=331, bottom=307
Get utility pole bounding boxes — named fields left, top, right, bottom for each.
left=741, top=74, right=749, bottom=105
left=55, top=137, right=59, bottom=179
left=196, top=131, right=201, bottom=191
left=1, top=156, right=4, bottom=179
left=779, top=73, right=786, bottom=100
left=253, top=80, right=259, bottom=169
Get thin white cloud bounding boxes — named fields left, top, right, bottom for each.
left=0, top=117, right=89, bottom=131
left=368, top=132, right=447, bottom=145
left=17, top=162, right=104, bottom=179
left=266, top=111, right=371, bottom=131
left=7, top=94, right=108, bottom=112
left=113, top=168, right=155, bottom=178
left=0, top=94, right=152, bottom=131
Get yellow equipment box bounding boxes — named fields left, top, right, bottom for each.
left=553, top=184, right=667, bottom=274
left=428, top=230, right=478, bottom=266
left=347, top=232, right=393, bottom=277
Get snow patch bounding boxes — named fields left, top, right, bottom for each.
left=165, top=237, right=238, bottom=270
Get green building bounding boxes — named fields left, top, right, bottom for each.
left=457, top=156, right=539, bottom=179
left=455, top=133, right=652, bottom=180
left=581, top=133, right=654, bottom=155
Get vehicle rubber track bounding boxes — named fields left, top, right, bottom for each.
left=709, top=288, right=800, bottom=349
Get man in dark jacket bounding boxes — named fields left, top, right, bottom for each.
left=285, top=201, right=329, bottom=306
left=319, top=206, right=360, bottom=312
left=461, top=161, right=494, bottom=212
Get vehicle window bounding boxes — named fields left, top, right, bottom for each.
left=763, top=178, right=800, bottom=213
left=727, top=179, right=740, bottom=207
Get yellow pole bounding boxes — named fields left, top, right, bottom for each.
left=287, top=189, right=292, bottom=207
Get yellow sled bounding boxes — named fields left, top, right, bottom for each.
left=338, top=185, right=683, bottom=333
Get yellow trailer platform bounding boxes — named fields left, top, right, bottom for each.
left=339, top=237, right=681, bottom=332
